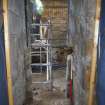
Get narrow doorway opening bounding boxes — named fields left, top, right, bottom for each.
left=26, top=0, right=72, bottom=104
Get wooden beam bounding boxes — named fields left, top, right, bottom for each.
left=88, top=0, right=101, bottom=105
left=45, top=6, right=67, bottom=8
left=3, top=0, right=14, bottom=105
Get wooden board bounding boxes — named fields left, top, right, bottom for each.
left=88, top=0, right=101, bottom=105
left=3, top=0, right=14, bottom=105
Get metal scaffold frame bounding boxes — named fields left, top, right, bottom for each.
left=29, top=16, right=69, bottom=91
left=29, top=19, right=53, bottom=88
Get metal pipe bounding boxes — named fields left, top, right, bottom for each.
left=31, top=33, right=40, bottom=36
left=30, top=19, right=53, bottom=89
left=32, top=39, right=67, bottom=40
left=65, top=54, right=73, bottom=104
left=31, top=23, right=50, bottom=26
left=31, top=63, right=50, bottom=66
left=32, top=81, right=51, bottom=84
left=31, top=43, right=68, bottom=48
left=46, top=40, right=49, bottom=81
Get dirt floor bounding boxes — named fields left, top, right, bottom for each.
left=26, top=68, right=70, bottom=105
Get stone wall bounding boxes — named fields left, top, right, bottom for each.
left=42, top=0, right=68, bottom=45
left=8, top=0, right=27, bottom=105
left=25, top=0, right=33, bottom=102
left=69, top=0, right=96, bottom=105
left=42, top=0, right=68, bottom=63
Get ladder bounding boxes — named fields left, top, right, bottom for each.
left=29, top=19, right=53, bottom=89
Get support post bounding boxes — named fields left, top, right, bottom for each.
left=3, top=0, right=14, bottom=105
left=88, top=0, right=101, bottom=105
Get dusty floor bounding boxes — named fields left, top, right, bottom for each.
left=26, top=68, right=70, bottom=105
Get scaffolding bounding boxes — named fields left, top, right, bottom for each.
left=29, top=19, right=53, bottom=88
left=29, top=17, right=70, bottom=91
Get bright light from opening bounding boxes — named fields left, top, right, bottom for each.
left=31, top=0, right=44, bottom=15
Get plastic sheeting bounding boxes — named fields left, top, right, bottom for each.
left=96, top=0, right=105, bottom=105
left=0, top=25, right=9, bottom=105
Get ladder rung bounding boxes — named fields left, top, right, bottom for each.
left=30, top=38, right=67, bottom=40
left=31, top=33, right=40, bottom=36
left=31, top=23, right=50, bottom=26
left=31, top=72, right=43, bottom=75
left=31, top=51, right=47, bottom=54
left=31, top=40, right=48, bottom=42
left=32, top=81, right=51, bottom=84
left=31, top=44, right=68, bottom=48
left=31, top=43, right=50, bottom=47
left=31, top=54, right=41, bottom=56
left=31, top=63, right=51, bottom=66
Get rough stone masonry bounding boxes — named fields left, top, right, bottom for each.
left=69, top=0, right=96, bottom=105
left=8, top=0, right=27, bottom=105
